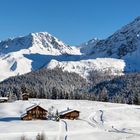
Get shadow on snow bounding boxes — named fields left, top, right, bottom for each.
left=0, top=117, right=20, bottom=122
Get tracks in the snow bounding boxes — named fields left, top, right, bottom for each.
left=57, top=120, right=68, bottom=140
left=99, top=110, right=104, bottom=125
left=61, top=120, right=68, bottom=140
left=88, top=109, right=104, bottom=128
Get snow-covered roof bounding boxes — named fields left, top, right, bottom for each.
left=26, top=104, right=39, bottom=112
left=21, top=112, right=27, bottom=118
left=26, top=103, right=48, bottom=112
left=59, top=109, right=80, bottom=116
left=21, top=103, right=48, bottom=118
left=0, top=97, right=8, bottom=100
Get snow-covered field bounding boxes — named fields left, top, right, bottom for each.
left=0, top=99, right=140, bottom=140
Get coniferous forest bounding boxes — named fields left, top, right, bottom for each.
left=0, top=68, right=140, bottom=105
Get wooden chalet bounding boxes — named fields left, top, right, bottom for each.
left=21, top=104, right=48, bottom=120
left=22, top=93, right=29, bottom=100
left=59, top=108, right=80, bottom=120
left=0, top=97, right=8, bottom=103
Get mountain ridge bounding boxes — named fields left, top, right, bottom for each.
left=0, top=16, right=140, bottom=81
left=0, top=32, right=81, bottom=81
left=79, top=16, right=140, bottom=72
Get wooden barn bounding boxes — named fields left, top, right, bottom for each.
left=59, top=108, right=80, bottom=120
left=21, top=104, right=48, bottom=120
left=22, top=93, right=29, bottom=100
left=0, top=97, right=8, bottom=103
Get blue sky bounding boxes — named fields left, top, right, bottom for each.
left=0, top=0, right=140, bottom=45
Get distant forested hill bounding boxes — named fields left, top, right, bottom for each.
left=0, top=68, right=140, bottom=105
left=89, top=72, right=140, bottom=105
left=0, top=68, right=88, bottom=100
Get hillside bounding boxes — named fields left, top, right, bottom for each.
left=0, top=99, right=140, bottom=140
left=1, top=66, right=140, bottom=105
left=0, top=68, right=88, bottom=100
left=0, top=17, right=140, bottom=82
left=0, top=32, right=81, bottom=82
left=89, top=72, right=140, bottom=104
left=80, top=16, right=140, bottom=72
left=0, top=17, right=140, bottom=105
left=47, top=58, right=125, bottom=78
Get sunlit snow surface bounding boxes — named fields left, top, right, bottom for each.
left=0, top=32, right=81, bottom=82
left=0, top=32, right=125, bottom=82
left=1, top=17, right=140, bottom=82
left=47, top=58, right=125, bottom=78
left=0, top=99, right=140, bottom=140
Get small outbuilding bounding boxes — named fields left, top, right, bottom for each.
left=21, top=104, right=48, bottom=120
left=22, top=93, right=29, bottom=100
left=0, top=97, right=8, bottom=103
left=59, top=108, right=80, bottom=120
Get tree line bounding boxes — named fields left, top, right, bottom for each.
left=0, top=67, right=140, bottom=105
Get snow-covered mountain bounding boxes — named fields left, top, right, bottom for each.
left=0, top=32, right=81, bottom=81
left=0, top=32, right=80, bottom=55
left=0, top=31, right=125, bottom=82
left=0, top=16, right=140, bottom=82
left=47, top=16, right=140, bottom=77
left=80, top=16, right=140, bottom=72
left=79, top=38, right=99, bottom=54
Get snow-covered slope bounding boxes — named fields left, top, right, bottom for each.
left=0, top=32, right=80, bottom=55
left=47, top=58, right=125, bottom=78
left=80, top=16, right=140, bottom=72
left=1, top=16, right=140, bottom=82
left=0, top=99, right=140, bottom=140
left=48, top=16, right=140, bottom=77
left=0, top=32, right=81, bottom=81
left=0, top=31, right=125, bottom=82
left=79, top=38, right=99, bottom=54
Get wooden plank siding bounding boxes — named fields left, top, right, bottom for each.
left=21, top=106, right=48, bottom=120
left=59, top=110, right=80, bottom=120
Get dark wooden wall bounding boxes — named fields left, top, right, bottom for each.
left=60, top=111, right=79, bottom=120
left=21, top=106, right=47, bottom=120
